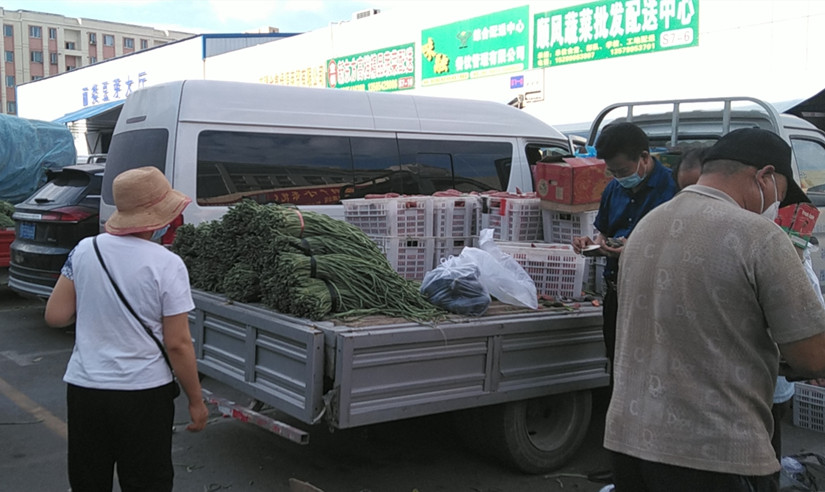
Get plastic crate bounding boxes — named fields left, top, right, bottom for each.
left=482, top=196, right=543, bottom=242
left=496, top=242, right=586, bottom=298
left=793, top=382, right=825, bottom=433
left=542, top=209, right=599, bottom=245
left=433, top=236, right=476, bottom=264
left=583, top=256, right=606, bottom=295
left=371, top=236, right=434, bottom=281
left=432, top=196, right=481, bottom=238
left=343, top=197, right=433, bottom=238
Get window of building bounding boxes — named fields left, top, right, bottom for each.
left=3, top=25, right=13, bottom=37
left=49, top=27, right=57, bottom=39
left=7, top=101, right=16, bottom=114
left=65, top=41, right=76, bottom=50
left=31, top=50, right=43, bottom=63
left=29, top=26, right=42, bottom=38
left=124, top=37, right=134, bottom=49
left=89, top=32, right=96, bottom=45
left=31, top=75, right=43, bottom=81
left=103, top=34, right=114, bottom=46
left=140, top=39, right=148, bottom=49
left=5, top=75, right=14, bottom=87
left=4, top=51, right=13, bottom=62
left=50, top=52, right=58, bottom=64
left=90, top=56, right=97, bottom=64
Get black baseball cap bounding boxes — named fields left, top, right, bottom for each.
left=703, top=128, right=809, bottom=206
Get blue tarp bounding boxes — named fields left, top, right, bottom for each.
left=0, top=114, right=77, bottom=204
left=52, top=99, right=125, bottom=124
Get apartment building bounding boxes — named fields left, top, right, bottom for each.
left=1, top=8, right=193, bottom=115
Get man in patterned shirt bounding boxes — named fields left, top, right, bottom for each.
left=604, top=128, right=825, bottom=491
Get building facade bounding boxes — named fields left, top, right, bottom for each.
left=1, top=7, right=192, bottom=114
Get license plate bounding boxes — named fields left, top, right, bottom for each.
left=19, top=222, right=35, bottom=240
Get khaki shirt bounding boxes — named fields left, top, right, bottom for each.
left=604, top=185, right=825, bottom=476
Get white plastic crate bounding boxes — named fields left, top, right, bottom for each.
left=793, top=382, right=825, bottom=433
left=371, top=236, right=434, bottom=281
left=583, top=256, right=607, bottom=295
left=496, top=242, right=586, bottom=298
left=432, top=195, right=481, bottom=238
left=343, top=196, right=433, bottom=238
left=433, top=236, right=476, bottom=264
left=542, top=209, right=599, bottom=245
left=482, top=196, right=543, bottom=242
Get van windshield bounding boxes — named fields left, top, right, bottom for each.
left=102, top=129, right=169, bottom=205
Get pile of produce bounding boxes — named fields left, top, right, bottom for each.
left=0, top=201, right=14, bottom=228
left=172, top=200, right=443, bottom=321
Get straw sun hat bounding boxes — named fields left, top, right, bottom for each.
left=105, top=166, right=191, bottom=236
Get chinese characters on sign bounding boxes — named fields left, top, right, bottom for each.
left=327, top=43, right=415, bottom=92
left=81, top=71, right=148, bottom=106
left=533, top=0, right=699, bottom=68
left=421, top=5, right=530, bottom=87
left=259, top=65, right=326, bottom=88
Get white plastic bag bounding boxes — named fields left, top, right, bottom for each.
left=450, top=229, right=538, bottom=309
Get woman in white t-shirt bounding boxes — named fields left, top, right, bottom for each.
left=45, top=166, right=208, bottom=492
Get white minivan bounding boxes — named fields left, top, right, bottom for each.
left=100, top=79, right=574, bottom=234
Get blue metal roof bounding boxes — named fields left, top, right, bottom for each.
left=52, top=99, right=125, bottom=124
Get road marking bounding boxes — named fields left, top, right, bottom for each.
left=0, top=349, right=73, bottom=366
left=0, top=375, right=67, bottom=440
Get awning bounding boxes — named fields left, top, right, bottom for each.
left=52, top=99, right=125, bottom=124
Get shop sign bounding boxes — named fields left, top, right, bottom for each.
left=533, top=0, right=699, bottom=68
left=260, top=65, right=326, bottom=88
left=421, top=5, right=530, bottom=87
left=327, top=43, right=415, bottom=92
left=81, top=71, right=148, bottom=106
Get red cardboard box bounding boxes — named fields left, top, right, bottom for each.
left=534, top=157, right=610, bottom=206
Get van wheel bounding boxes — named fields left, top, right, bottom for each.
left=487, top=391, right=592, bottom=473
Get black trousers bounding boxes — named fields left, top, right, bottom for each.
left=67, top=382, right=176, bottom=492
left=612, top=452, right=778, bottom=492
left=603, top=285, right=618, bottom=384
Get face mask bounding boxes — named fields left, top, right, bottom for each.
left=616, top=159, right=645, bottom=189
left=151, top=225, right=170, bottom=242
left=758, top=174, right=780, bottom=220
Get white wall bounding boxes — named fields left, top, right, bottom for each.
left=16, top=37, right=205, bottom=121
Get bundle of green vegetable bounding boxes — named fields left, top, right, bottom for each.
left=0, top=201, right=14, bottom=228
left=172, top=200, right=443, bottom=322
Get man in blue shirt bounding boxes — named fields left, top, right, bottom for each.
left=572, top=122, right=676, bottom=374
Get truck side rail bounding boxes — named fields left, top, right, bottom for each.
left=328, top=308, right=608, bottom=428
left=588, top=96, right=784, bottom=147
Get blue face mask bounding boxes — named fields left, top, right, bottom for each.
left=615, top=159, right=645, bottom=189
left=150, top=225, right=170, bottom=242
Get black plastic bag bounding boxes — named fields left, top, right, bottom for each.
left=420, top=259, right=490, bottom=316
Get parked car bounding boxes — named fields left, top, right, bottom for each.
left=8, top=164, right=104, bottom=299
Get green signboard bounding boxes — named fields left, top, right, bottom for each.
left=421, top=6, right=530, bottom=87
left=533, top=0, right=699, bottom=68
left=327, top=43, right=415, bottom=92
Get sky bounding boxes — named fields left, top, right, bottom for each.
left=0, top=0, right=449, bottom=34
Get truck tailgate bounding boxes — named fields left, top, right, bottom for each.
left=190, top=290, right=325, bottom=424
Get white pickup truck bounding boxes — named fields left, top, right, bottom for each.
left=585, top=96, right=825, bottom=288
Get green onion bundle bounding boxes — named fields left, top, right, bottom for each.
left=172, top=200, right=443, bottom=322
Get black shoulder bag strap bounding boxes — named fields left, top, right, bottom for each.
left=92, top=237, right=179, bottom=388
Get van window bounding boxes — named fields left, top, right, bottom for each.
left=196, top=131, right=354, bottom=206
left=792, top=137, right=825, bottom=207
left=397, top=139, right=512, bottom=193
left=102, top=129, right=169, bottom=204
left=194, top=131, right=514, bottom=205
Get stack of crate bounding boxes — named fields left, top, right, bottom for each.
left=343, top=196, right=435, bottom=281
left=432, top=195, right=481, bottom=265
left=542, top=209, right=604, bottom=295
left=481, top=194, right=544, bottom=242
